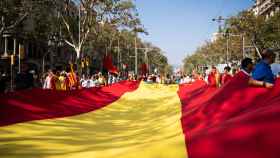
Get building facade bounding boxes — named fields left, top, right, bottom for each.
left=250, top=0, right=280, bottom=63
left=252, top=0, right=280, bottom=19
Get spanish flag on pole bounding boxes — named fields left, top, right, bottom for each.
left=103, top=54, right=119, bottom=74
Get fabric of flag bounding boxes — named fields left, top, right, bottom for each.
left=0, top=83, right=186, bottom=158
left=179, top=71, right=280, bottom=158
left=2, top=71, right=280, bottom=158
left=141, top=63, right=148, bottom=75
left=68, top=64, right=77, bottom=88
left=0, top=81, right=139, bottom=127
left=103, top=54, right=118, bottom=74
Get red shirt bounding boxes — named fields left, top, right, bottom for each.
left=208, top=72, right=218, bottom=87
left=221, top=73, right=233, bottom=85
left=50, top=75, right=58, bottom=90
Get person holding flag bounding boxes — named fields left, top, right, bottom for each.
left=67, top=63, right=79, bottom=90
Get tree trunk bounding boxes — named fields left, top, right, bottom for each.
left=75, top=47, right=82, bottom=76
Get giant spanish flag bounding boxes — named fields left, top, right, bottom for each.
left=2, top=73, right=280, bottom=158
left=0, top=82, right=187, bottom=158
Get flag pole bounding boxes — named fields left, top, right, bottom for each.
left=10, top=55, right=14, bottom=92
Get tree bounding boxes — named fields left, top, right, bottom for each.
left=58, top=0, right=116, bottom=60
left=58, top=0, right=146, bottom=61
left=259, top=12, right=280, bottom=49
left=183, top=9, right=280, bottom=73
left=227, top=10, right=280, bottom=56
left=0, top=0, right=171, bottom=74
left=226, top=11, right=266, bottom=51
left=0, top=0, right=31, bottom=36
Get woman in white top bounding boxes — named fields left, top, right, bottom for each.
left=43, top=71, right=53, bottom=89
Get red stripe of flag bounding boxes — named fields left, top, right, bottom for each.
left=178, top=72, right=280, bottom=158
left=0, top=81, right=139, bottom=127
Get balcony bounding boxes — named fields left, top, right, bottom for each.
left=257, top=0, right=273, bottom=15
left=257, top=0, right=280, bottom=15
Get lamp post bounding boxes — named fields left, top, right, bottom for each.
left=134, top=34, right=138, bottom=75
left=212, top=16, right=230, bottom=64
left=117, top=37, right=121, bottom=70
left=214, top=28, right=246, bottom=64
left=137, top=47, right=154, bottom=73
left=10, top=54, right=14, bottom=92
left=225, top=29, right=230, bottom=64
left=224, top=31, right=248, bottom=64
left=226, top=32, right=246, bottom=60
left=18, top=44, right=23, bottom=73
left=212, top=16, right=226, bottom=33
left=78, top=4, right=81, bottom=54
left=42, top=51, right=50, bottom=75
left=2, top=32, right=10, bottom=58
left=242, top=35, right=245, bottom=58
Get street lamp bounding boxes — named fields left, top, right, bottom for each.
left=137, top=47, right=155, bottom=73
left=132, top=27, right=147, bottom=75
left=225, top=29, right=230, bottom=64
left=2, top=31, right=11, bottom=58
left=212, top=16, right=226, bottom=33
left=42, top=50, right=51, bottom=75
left=127, top=34, right=139, bottom=75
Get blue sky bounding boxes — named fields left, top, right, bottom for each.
left=134, top=0, right=254, bottom=66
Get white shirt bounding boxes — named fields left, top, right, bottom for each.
left=184, top=76, right=191, bottom=84
left=43, top=76, right=52, bottom=89
left=156, top=77, right=161, bottom=83
left=87, top=80, right=94, bottom=88
left=81, top=79, right=94, bottom=88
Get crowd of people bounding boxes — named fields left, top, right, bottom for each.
left=244, top=49, right=276, bottom=88
left=0, top=49, right=277, bottom=93
left=198, top=48, right=277, bottom=89
left=0, top=64, right=127, bottom=93
left=141, top=74, right=187, bottom=85
left=0, top=65, right=37, bottom=93
left=142, top=48, right=277, bottom=90
left=42, top=68, right=125, bottom=91
left=42, top=48, right=279, bottom=90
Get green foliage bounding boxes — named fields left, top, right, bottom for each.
left=1, top=0, right=170, bottom=74
left=0, top=0, right=32, bottom=34
left=183, top=10, right=280, bottom=72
